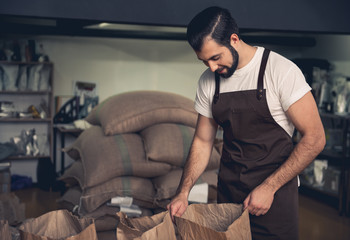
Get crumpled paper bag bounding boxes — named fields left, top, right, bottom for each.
left=174, top=203, right=251, bottom=240
left=116, top=210, right=176, bottom=240
left=0, top=192, right=25, bottom=225
left=0, top=220, right=12, bottom=240
left=18, top=209, right=97, bottom=240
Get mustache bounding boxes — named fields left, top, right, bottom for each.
left=216, top=67, right=226, bottom=73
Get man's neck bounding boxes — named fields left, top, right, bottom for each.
left=236, top=42, right=257, bottom=69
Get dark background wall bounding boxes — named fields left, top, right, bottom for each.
left=0, top=0, right=349, bottom=34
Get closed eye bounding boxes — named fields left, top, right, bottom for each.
left=198, top=54, right=221, bottom=63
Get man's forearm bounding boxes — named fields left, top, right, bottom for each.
left=263, top=133, right=325, bottom=193
left=176, top=136, right=214, bottom=197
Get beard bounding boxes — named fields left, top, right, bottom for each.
left=217, top=46, right=239, bottom=78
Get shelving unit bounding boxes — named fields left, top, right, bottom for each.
left=299, top=113, right=350, bottom=215
left=0, top=61, right=54, bottom=175
left=0, top=118, right=52, bottom=122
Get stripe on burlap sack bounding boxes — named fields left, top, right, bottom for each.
left=64, top=126, right=172, bottom=189
left=141, top=123, right=220, bottom=169
left=80, top=176, right=156, bottom=213
left=114, top=135, right=132, bottom=175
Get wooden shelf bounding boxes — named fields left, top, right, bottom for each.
left=0, top=61, right=53, bottom=65
left=298, top=113, right=350, bottom=215
left=318, top=150, right=344, bottom=165
left=5, top=155, right=51, bottom=161
left=320, top=112, right=350, bottom=119
left=300, top=180, right=339, bottom=198
left=0, top=118, right=52, bottom=122
left=0, top=60, right=54, bottom=172
left=0, top=90, right=51, bottom=95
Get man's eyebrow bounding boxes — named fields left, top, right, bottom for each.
left=198, top=54, right=220, bottom=61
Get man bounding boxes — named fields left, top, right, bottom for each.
left=167, top=6, right=326, bottom=240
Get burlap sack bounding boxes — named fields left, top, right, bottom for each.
left=63, top=126, right=172, bottom=189
left=0, top=164, right=11, bottom=193
left=58, top=161, right=84, bottom=189
left=152, top=168, right=218, bottom=201
left=141, top=123, right=220, bottom=169
left=214, top=138, right=224, bottom=155
left=0, top=220, right=12, bottom=240
left=57, top=187, right=118, bottom=232
left=83, top=204, right=153, bottom=232
left=18, top=210, right=97, bottom=240
left=116, top=211, right=176, bottom=240
left=83, top=205, right=120, bottom=232
left=175, top=203, right=251, bottom=240
left=84, top=90, right=197, bottom=135
left=80, top=176, right=156, bottom=213
left=58, top=186, right=152, bottom=232
left=57, top=185, right=82, bottom=212
left=97, top=230, right=117, bottom=240
left=89, top=214, right=119, bottom=233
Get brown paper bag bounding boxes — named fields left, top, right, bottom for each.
left=18, top=209, right=98, bottom=240
left=0, top=220, right=12, bottom=240
left=116, top=211, right=177, bottom=240
left=0, top=192, right=26, bottom=225
left=174, top=203, right=251, bottom=240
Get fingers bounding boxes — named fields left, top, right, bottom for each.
left=243, top=186, right=274, bottom=216
left=167, top=200, right=187, bottom=222
left=169, top=204, right=180, bottom=221
left=246, top=204, right=269, bottom=216
left=251, top=207, right=269, bottom=216
left=243, top=195, right=250, bottom=210
left=244, top=194, right=269, bottom=216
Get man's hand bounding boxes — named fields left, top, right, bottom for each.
left=167, top=193, right=188, bottom=222
left=243, top=183, right=275, bottom=216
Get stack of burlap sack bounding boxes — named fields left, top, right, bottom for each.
left=58, top=91, right=222, bottom=238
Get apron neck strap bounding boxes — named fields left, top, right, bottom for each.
left=213, top=48, right=271, bottom=103
left=214, top=72, right=220, bottom=104
left=257, top=48, right=271, bottom=100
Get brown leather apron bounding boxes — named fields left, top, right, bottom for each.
left=212, top=49, right=299, bottom=240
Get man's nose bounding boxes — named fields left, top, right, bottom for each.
left=208, top=61, right=218, bottom=72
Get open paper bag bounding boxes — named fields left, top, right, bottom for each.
left=0, top=220, right=12, bottom=240
left=18, top=209, right=97, bottom=240
left=174, top=203, right=251, bottom=240
left=117, top=203, right=251, bottom=240
left=116, top=211, right=177, bottom=240
left=0, top=192, right=26, bottom=225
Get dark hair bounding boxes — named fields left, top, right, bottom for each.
left=187, top=6, right=239, bottom=51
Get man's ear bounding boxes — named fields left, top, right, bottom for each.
left=230, top=34, right=240, bottom=47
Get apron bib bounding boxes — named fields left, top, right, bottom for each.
left=212, top=49, right=299, bottom=240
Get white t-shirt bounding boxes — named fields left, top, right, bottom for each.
left=194, top=47, right=311, bottom=137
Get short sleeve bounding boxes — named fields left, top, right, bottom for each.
left=278, top=63, right=312, bottom=111
left=194, top=70, right=215, bottom=118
